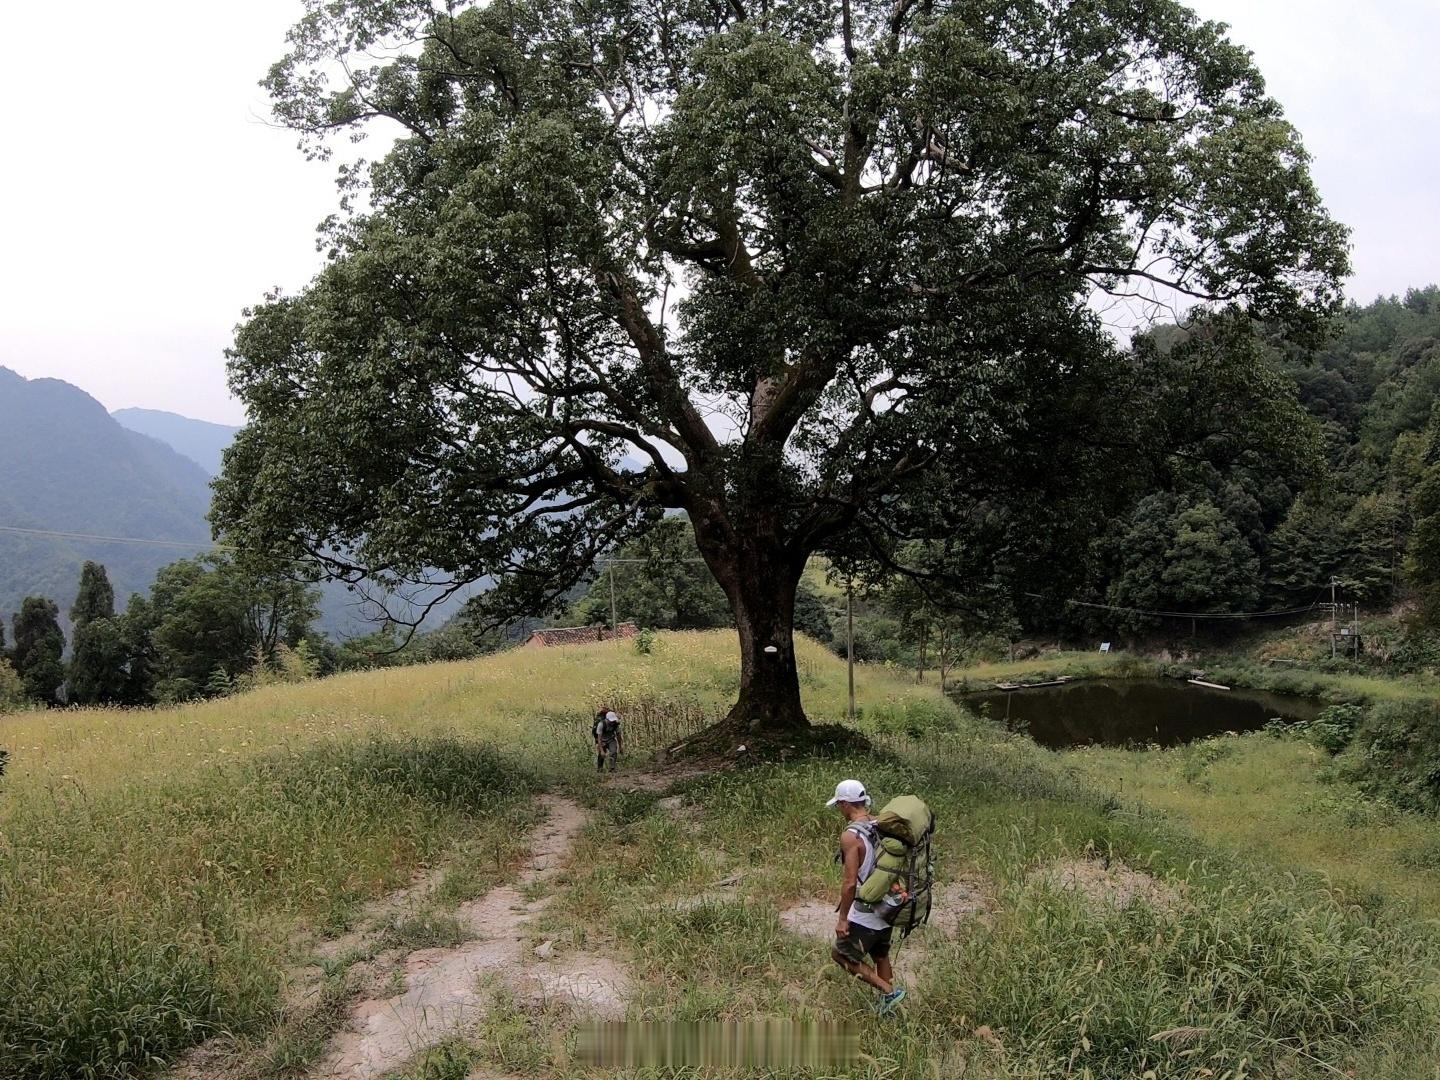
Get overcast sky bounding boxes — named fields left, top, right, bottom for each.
left=1, top=1, right=1435, bottom=425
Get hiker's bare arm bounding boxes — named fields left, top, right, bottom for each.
left=835, top=831, right=862, bottom=936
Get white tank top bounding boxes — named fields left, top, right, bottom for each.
left=847, top=824, right=891, bottom=931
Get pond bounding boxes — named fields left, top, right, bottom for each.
left=956, top=677, right=1324, bottom=749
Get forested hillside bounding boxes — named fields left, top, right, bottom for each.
left=882, top=290, right=1440, bottom=644
left=111, top=408, right=240, bottom=477
left=1093, top=287, right=1440, bottom=626
left=0, top=367, right=212, bottom=624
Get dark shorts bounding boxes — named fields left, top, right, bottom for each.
left=834, top=921, right=892, bottom=964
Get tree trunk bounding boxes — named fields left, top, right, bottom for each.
left=693, top=518, right=809, bottom=733
left=938, top=622, right=950, bottom=691
left=917, top=624, right=928, bottom=684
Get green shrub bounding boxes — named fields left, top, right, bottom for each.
left=1298, top=789, right=1398, bottom=827
left=867, top=697, right=960, bottom=739
left=0, top=656, right=29, bottom=713
left=1397, top=837, right=1440, bottom=871
left=1107, top=654, right=1160, bottom=679
left=1179, top=734, right=1237, bottom=783
left=1344, top=700, right=1440, bottom=813
left=1392, top=631, right=1440, bottom=673
left=1304, top=703, right=1368, bottom=753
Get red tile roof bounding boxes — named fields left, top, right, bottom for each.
left=525, top=622, right=639, bottom=647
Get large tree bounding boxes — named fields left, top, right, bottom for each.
left=216, top=0, right=1346, bottom=733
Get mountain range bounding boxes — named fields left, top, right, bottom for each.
left=112, top=408, right=239, bottom=477
left=0, top=367, right=212, bottom=626
left=0, top=367, right=474, bottom=636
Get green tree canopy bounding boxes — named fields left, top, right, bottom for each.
left=70, top=562, right=115, bottom=629
left=215, top=0, right=1347, bottom=732
left=1106, top=495, right=1259, bottom=631
left=11, top=598, right=64, bottom=704
left=68, top=562, right=130, bottom=706
left=68, top=618, right=133, bottom=706
left=573, top=517, right=730, bottom=630
left=138, top=555, right=322, bottom=702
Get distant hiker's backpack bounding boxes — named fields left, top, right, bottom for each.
left=847, top=795, right=936, bottom=937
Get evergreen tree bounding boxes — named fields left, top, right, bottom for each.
left=70, top=562, right=115, bottom=628
left=117, top=594, right=158, bottom=705
left=1265, top=493, right=1351, bottom=606
left=68, top=563, right=130, bottom=705
left=11, top=598, right=65, bottom=704
left=1106, top=494, right=1183, bottom=630
left=69, top=618, right=133, bottom=706
left=1407, top=462, right=1440, bottom=626
left=1341, top=493, right=1403, bottom=603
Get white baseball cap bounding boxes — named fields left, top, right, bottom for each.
left=825, top=779, right=871, bottom=807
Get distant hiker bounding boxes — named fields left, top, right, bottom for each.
left=593, top=707, right=623, bottom=773
left=827, top=779, right=935, bottom=1016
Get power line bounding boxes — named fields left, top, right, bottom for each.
left=0, top=525, right=226, bottom=551
left=1022, top=592, right=1320, bottom=620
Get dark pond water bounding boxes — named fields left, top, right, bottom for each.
left=956, top=678, right=1324, bottom=749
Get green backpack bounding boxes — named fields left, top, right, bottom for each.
left=847, top=795, right=936, bottom=937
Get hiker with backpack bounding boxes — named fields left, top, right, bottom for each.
left=593, top=707, right=623, bottom=773
left=827, top=779, right=935, bottom=1016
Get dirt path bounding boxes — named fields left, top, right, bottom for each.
left=312, top=795, right=627, bottom=1080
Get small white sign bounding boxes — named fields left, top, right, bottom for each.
left=1099, top=642, right=1111, bottom=653
left=763, top=645, right=779, bottom=654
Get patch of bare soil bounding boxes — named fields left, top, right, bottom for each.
left=777, top=876, right=994, bottom=979
left=779, top=899, right=838, bottom=941
left=1031, top=857, right=1181, bottom=912
left=602, top=761, right=715, bottom=793
left=654, top=793, right=703, bottom=825
left=311, top=795, right=628, bottom=1080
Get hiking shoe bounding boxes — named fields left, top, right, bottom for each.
left=874, top=988, right=906, bottom=1016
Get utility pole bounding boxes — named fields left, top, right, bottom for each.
left=846, top=582, right=856, bottom=722
left=1330, top=577, right=1338, bottom=659
left=608, top=562, right=618, bottom=636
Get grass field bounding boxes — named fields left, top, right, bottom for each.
left=6, top=633, right=1440, bottom=1077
